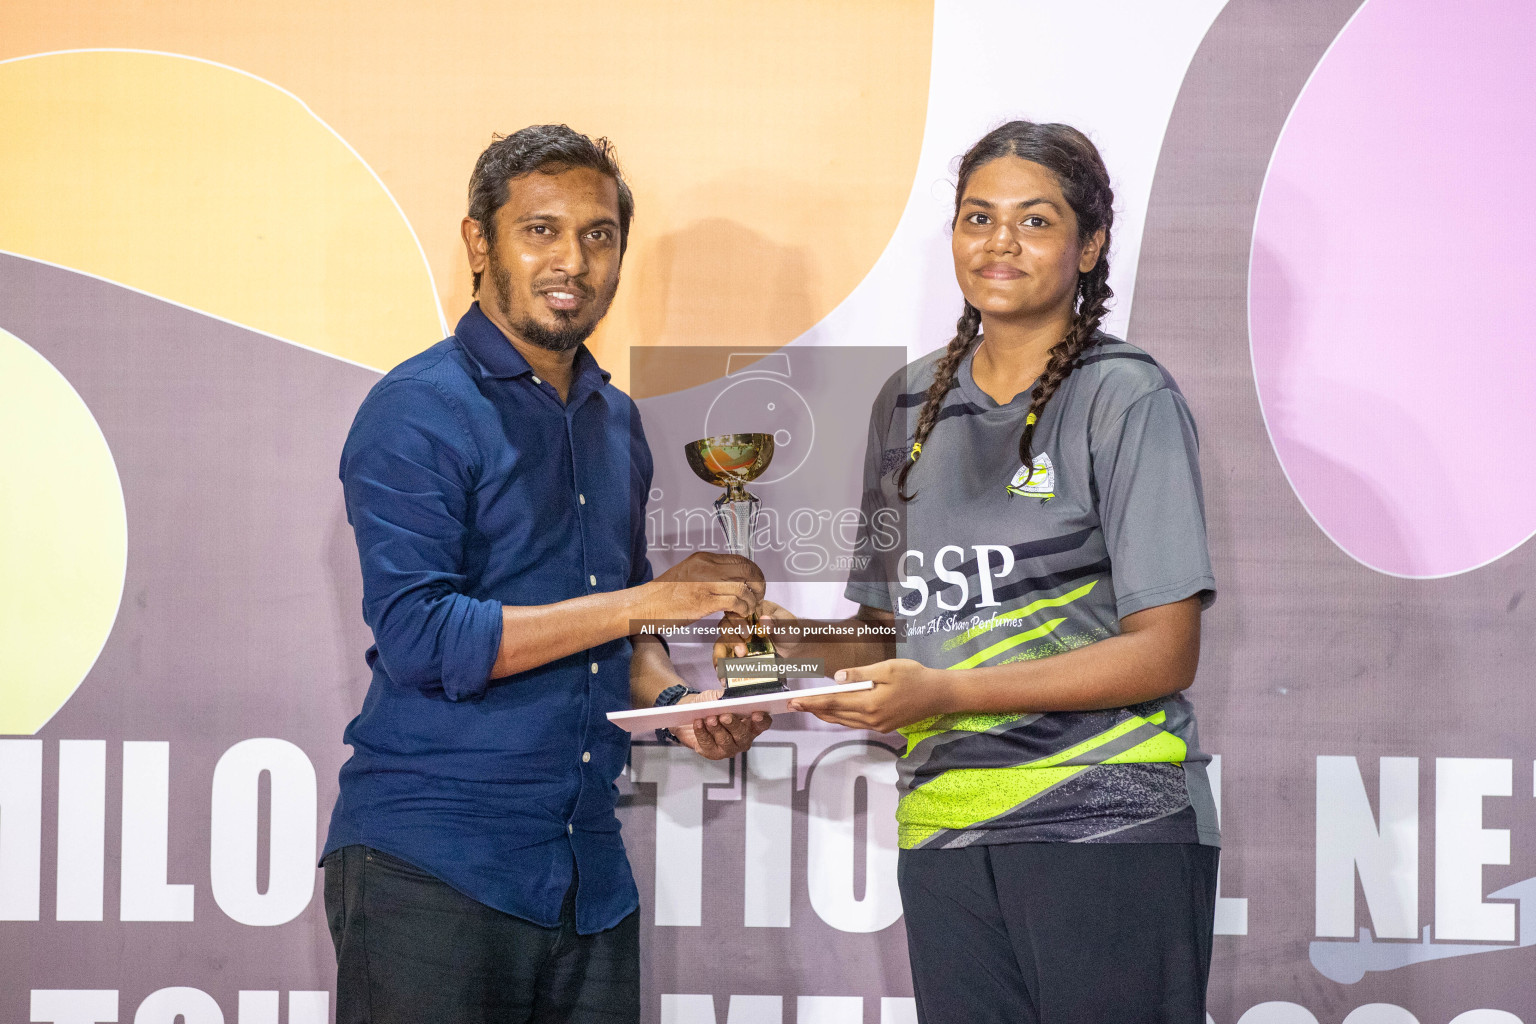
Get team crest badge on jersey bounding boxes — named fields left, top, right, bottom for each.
left=1006, top=453, right=1055, bottom=499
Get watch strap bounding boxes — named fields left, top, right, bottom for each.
left=653, top=684, right=699, bottom=744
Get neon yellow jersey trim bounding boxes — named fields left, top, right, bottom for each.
left=893, top=709, right=1187, bottom=849
left=940, top=580, right=1099, bottom=651
left=1102, top=729, right=1187, bottom=764
left=947, top=617, right=1067, bottom=670
left=898, top=711, right=1029, bottom=753
left=897, top=764, right=1090, bottom=848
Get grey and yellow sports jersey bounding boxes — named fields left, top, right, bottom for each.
left=844, top=333, right=1220, bottom=851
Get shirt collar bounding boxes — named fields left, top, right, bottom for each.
left=954, top=336, right=997, bottom=410
left=955, top=334, right=1036, bottom=412
left=453, top=302, right=612, bottom=391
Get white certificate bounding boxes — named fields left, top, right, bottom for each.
left=606, top=680, right=874, bottom=733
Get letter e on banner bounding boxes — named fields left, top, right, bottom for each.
left=1435, top=757, right=1514, bottom=942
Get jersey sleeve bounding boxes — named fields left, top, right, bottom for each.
left=843, top=388, right=896, bottom=613
left=1090, top=387, right=1217, bottom=619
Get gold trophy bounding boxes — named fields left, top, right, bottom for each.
left=683, top=433, right=787, bottom=699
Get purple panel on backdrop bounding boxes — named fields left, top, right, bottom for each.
left=1137, top=0, right=1536, bottom=1016
left=0, top=253, right=379, bottom=1009
left=1249, top=0, right=1536, bottom=577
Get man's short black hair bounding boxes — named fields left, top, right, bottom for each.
left=467, top=125, right=635, bottom=293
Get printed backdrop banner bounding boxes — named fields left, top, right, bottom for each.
left=3, top=2, right=1535, bottom=1023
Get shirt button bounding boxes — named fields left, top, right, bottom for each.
left=567, top=823, right=573, bottom=834
left=589, top=574, right=597, bottom=586
left=579, top=493, right=586, bottom=505
left=532, top=375, right=542, bottom=384
left=590, top=662, right=599, bottom=674
left=582, top=751, right=591, bottom=763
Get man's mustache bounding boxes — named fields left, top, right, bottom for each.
left=534, top=278, right=593, bottom=299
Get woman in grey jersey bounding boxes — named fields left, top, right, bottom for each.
left=729, top=122, right=1220, bottom=1023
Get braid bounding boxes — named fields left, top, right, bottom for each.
left=1016, top=244, right=1113, bottom=483
left=895, top=303, right=981, bottom=501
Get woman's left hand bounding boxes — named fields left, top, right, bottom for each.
left=788, top=659, right=953, bottom=733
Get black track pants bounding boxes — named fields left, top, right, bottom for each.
left=897, top=842, right=1218, bottom=1024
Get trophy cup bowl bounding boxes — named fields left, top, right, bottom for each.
left=683, top=433, right=786, bottom=699
left=683, top=433, right=775, bottom=500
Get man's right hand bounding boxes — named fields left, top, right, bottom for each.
left=714, top=599, right=798, bottom=670
left=629, top=552, right=764, bottom=624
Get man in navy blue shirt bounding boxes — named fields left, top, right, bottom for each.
left=322, top=125, right=771, bottom=1024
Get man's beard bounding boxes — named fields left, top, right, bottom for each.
left=516, top=310, right=591, bottom=353
left=489, top=254, right=612, bottom=353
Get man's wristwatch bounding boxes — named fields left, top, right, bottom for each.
left=654, top=684, right=699, bottom=745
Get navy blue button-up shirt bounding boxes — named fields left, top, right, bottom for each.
left=323, top=303, right=653, bottom=933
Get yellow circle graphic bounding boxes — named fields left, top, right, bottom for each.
left=0, top=327, right=127, bottom=735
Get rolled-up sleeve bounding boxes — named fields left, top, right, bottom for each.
left=341, top=378, right=503, bottom=700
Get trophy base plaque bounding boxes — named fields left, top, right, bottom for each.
left=723, top=681, right=790, bottom=699
left=719, top=636, right=788, bottom=700
left=721, top=667, right=790, bottom=700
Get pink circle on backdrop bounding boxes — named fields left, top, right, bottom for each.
left=1249, top=0, right=1536, bottom=577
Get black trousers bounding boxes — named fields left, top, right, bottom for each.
left=897, top=842, right=1218, bottom=1024
left=323, top=845, right=639, bottom=1024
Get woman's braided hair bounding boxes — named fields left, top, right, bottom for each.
left=896, top=121, right=1115, bottom=501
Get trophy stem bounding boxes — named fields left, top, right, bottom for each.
left=713, top=493, right=760, bottom=560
